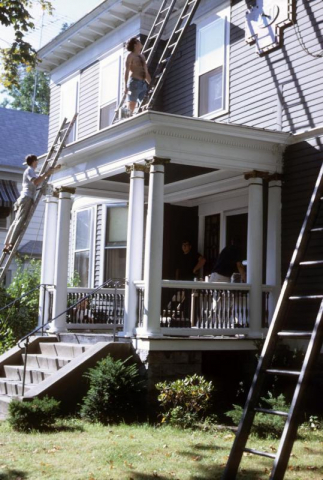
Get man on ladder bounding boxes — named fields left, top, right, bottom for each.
left=3, top=154, right=61, bottom=254
left=124, top=37, right=151, bottom=116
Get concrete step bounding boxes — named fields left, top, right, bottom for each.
left=0, top=378, right=32, bottom=396
left=39, top=342, right=91, bottom=359
left=23, top=354, right=71, bottom=371
left=4, top=365, right=52, bottom=384
left=0, top=395, right=15, bottom=417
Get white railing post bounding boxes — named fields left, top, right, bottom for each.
left=123, top=164, right=146, bottom=336
left=245, top=171, right=266, bottom=336
left=49, top=187, right=75, bottom=333
left=143, top=157, right=170, bottom=336
left=38, top=186, right=58, bottom=327
left=266, top=174, right=282, bottom=323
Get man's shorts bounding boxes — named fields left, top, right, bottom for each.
left=127, top=78, right=148, bottom=103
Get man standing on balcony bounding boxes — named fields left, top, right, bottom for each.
left=124, top=37, right=151, bottom=114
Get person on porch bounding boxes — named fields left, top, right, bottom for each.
left=3, top=154, right=60, bottom=254
left=124, top=37, right=151, bottom=114
left=210, top=236, right=246, bottom=283
left=176, top=240, right=206, bottom=281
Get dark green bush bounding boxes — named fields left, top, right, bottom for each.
left=0, top=258, right=41, bottom=354
left=80, top=356, right=146, bottom=424
left=8, top=396, right=61, bottom=432
left=156, top=374, right=214, bottom=428
left=226, top=392, right=289, bottom=438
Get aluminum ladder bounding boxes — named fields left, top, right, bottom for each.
left=0, top=114, right=78, bottom=283
left=222, top=164, right=323, bottom=479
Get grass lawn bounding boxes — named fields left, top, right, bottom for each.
left=0, top=420, right=322, bottom=479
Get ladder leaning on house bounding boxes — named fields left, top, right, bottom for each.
left=222, top=164, right=323, bottom=480
left=113, top=0, right=201, bottom=122
left=0, top=114, right=78, bottom=284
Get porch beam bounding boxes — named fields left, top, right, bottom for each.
left=245, top=170, right=266, bottom=336
left=143, top=157, right=170, bottom=337
left=123, top=164, right=147, bottom=336
left=50, top=187, right=75, bottom=333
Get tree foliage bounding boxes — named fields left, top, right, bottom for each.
left=0, top=0, right=53, bottom=89
left=1, top=68, right=50, bottom=114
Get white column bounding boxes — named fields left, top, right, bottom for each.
left=38, top=186, right=58, bottom=327
left=246, top=172, right=264, bottom=336
left=49, top=188, right=75, bottom=333
left=123, top=164, right=146, bottom=336
left=266, top=175, right=282, bottom=321
left=143, top=157, right=170, bottom=336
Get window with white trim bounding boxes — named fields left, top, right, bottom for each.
left=195, top=6, right=230, bottom=118
left=104, top=207, right=128, bottom=280
left=74, top=208, right=93, bottom=287
left=60, top=75, right=79, bottom=143
left=99, top=51, right=122, bottom=129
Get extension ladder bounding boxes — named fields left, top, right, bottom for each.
left=139, top=0, right=200, bottom=112
left=0, top=114, right=77, bottom=283
left=113, top=0, right=201, bottom=121
left=222, top=165, right=323, bottom=479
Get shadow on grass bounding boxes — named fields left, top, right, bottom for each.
left=0, top=469, right=28, bottom=480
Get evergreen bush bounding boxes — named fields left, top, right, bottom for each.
left=8, top=396, right=60, bottom=432
left=156, top=374, right=214, bottom=428
left=80, top=356, right=146, bottom=424
left=226, top=392, right=289, bottom=438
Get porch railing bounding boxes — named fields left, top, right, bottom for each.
left=136, top=280, right=273, bottom=332
left=48, top=285, right=125, bottom=327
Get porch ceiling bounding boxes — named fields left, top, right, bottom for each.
left=48, top=111, right=291, bottom=195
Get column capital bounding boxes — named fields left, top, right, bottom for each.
left=145, top=156, right=171, bottom=167
left=125, top=163, right=148, bottom=174
left=268, top=173, right=283, bottom=182
left=244, top=170, right=269, bottom=181
left=56, top=186, right=76, bottom=195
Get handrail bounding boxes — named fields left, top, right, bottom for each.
left=17, top=278, right=122, bottom=396
left=0, top=283, right=54, bottom=313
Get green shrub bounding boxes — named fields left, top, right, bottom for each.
left=0, top=258, right=41, bottom=354
left=156, top=374, right=214, bottom=428
left=226, top=392, right=289, bottom=438
left=8, top=396, right=60, bottom=432
left=80, top=356, right=146, bottom=424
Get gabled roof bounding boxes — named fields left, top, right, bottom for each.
left=37, top=0, right=153, bottom=72
left=0, top=108, right=49, bottom=170
left=37, top=0, right=185, bottom=72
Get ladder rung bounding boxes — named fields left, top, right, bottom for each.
left=181, top=13, right=191, bottom=20
left=310, top=227, right=323, bottom=232
left=167, top=42, right=177, bottom=50
left=299, top=260, right=323, bottom=266
left=155, top=20, right=164, bottom=27
left=175, top=27, right=184, bottom=35
left=144, top=46, right=154, bottom=53
left=266, top=369, right=301, bottom=376
left=160, top=7, right=170, bottom=14
left=254, top=408, right=288, bottom=417
left=277, top=331, right=312, bottom=338
left=161, top=56, right=171, bottom=64
left=244, top=448, right=276, bottom=459
left=289, top=295, right=323, bottom=300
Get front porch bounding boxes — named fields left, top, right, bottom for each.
left=39, top=111, right=291, bottom=349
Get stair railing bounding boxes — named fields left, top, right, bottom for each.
left=17, top=278, right=122, bottom=395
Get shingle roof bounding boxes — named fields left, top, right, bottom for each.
left=18, top=240, right=43, bottom=256
left=0, top=108, right=48, bottom=168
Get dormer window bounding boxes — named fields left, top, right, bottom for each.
left=99, top=50, right=122, bottom=129
left=195, top=4, right=230, bottom=119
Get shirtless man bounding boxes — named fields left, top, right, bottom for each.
left=124, top=37, right=151, bottom=113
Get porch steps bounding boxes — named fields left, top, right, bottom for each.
left=0, top=335, right=134, bottom=419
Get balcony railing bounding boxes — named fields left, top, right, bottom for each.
left=136, top=280, right=273, bottom=335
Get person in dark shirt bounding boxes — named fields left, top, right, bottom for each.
left=210, top=237, right=246, bottom=283
left=176, top=240, right=206, bottom=280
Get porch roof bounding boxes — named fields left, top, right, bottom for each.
left=47, top=111, right=291, bottom=199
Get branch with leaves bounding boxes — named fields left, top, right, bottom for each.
left=0, top=0, right=53, bottom=89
